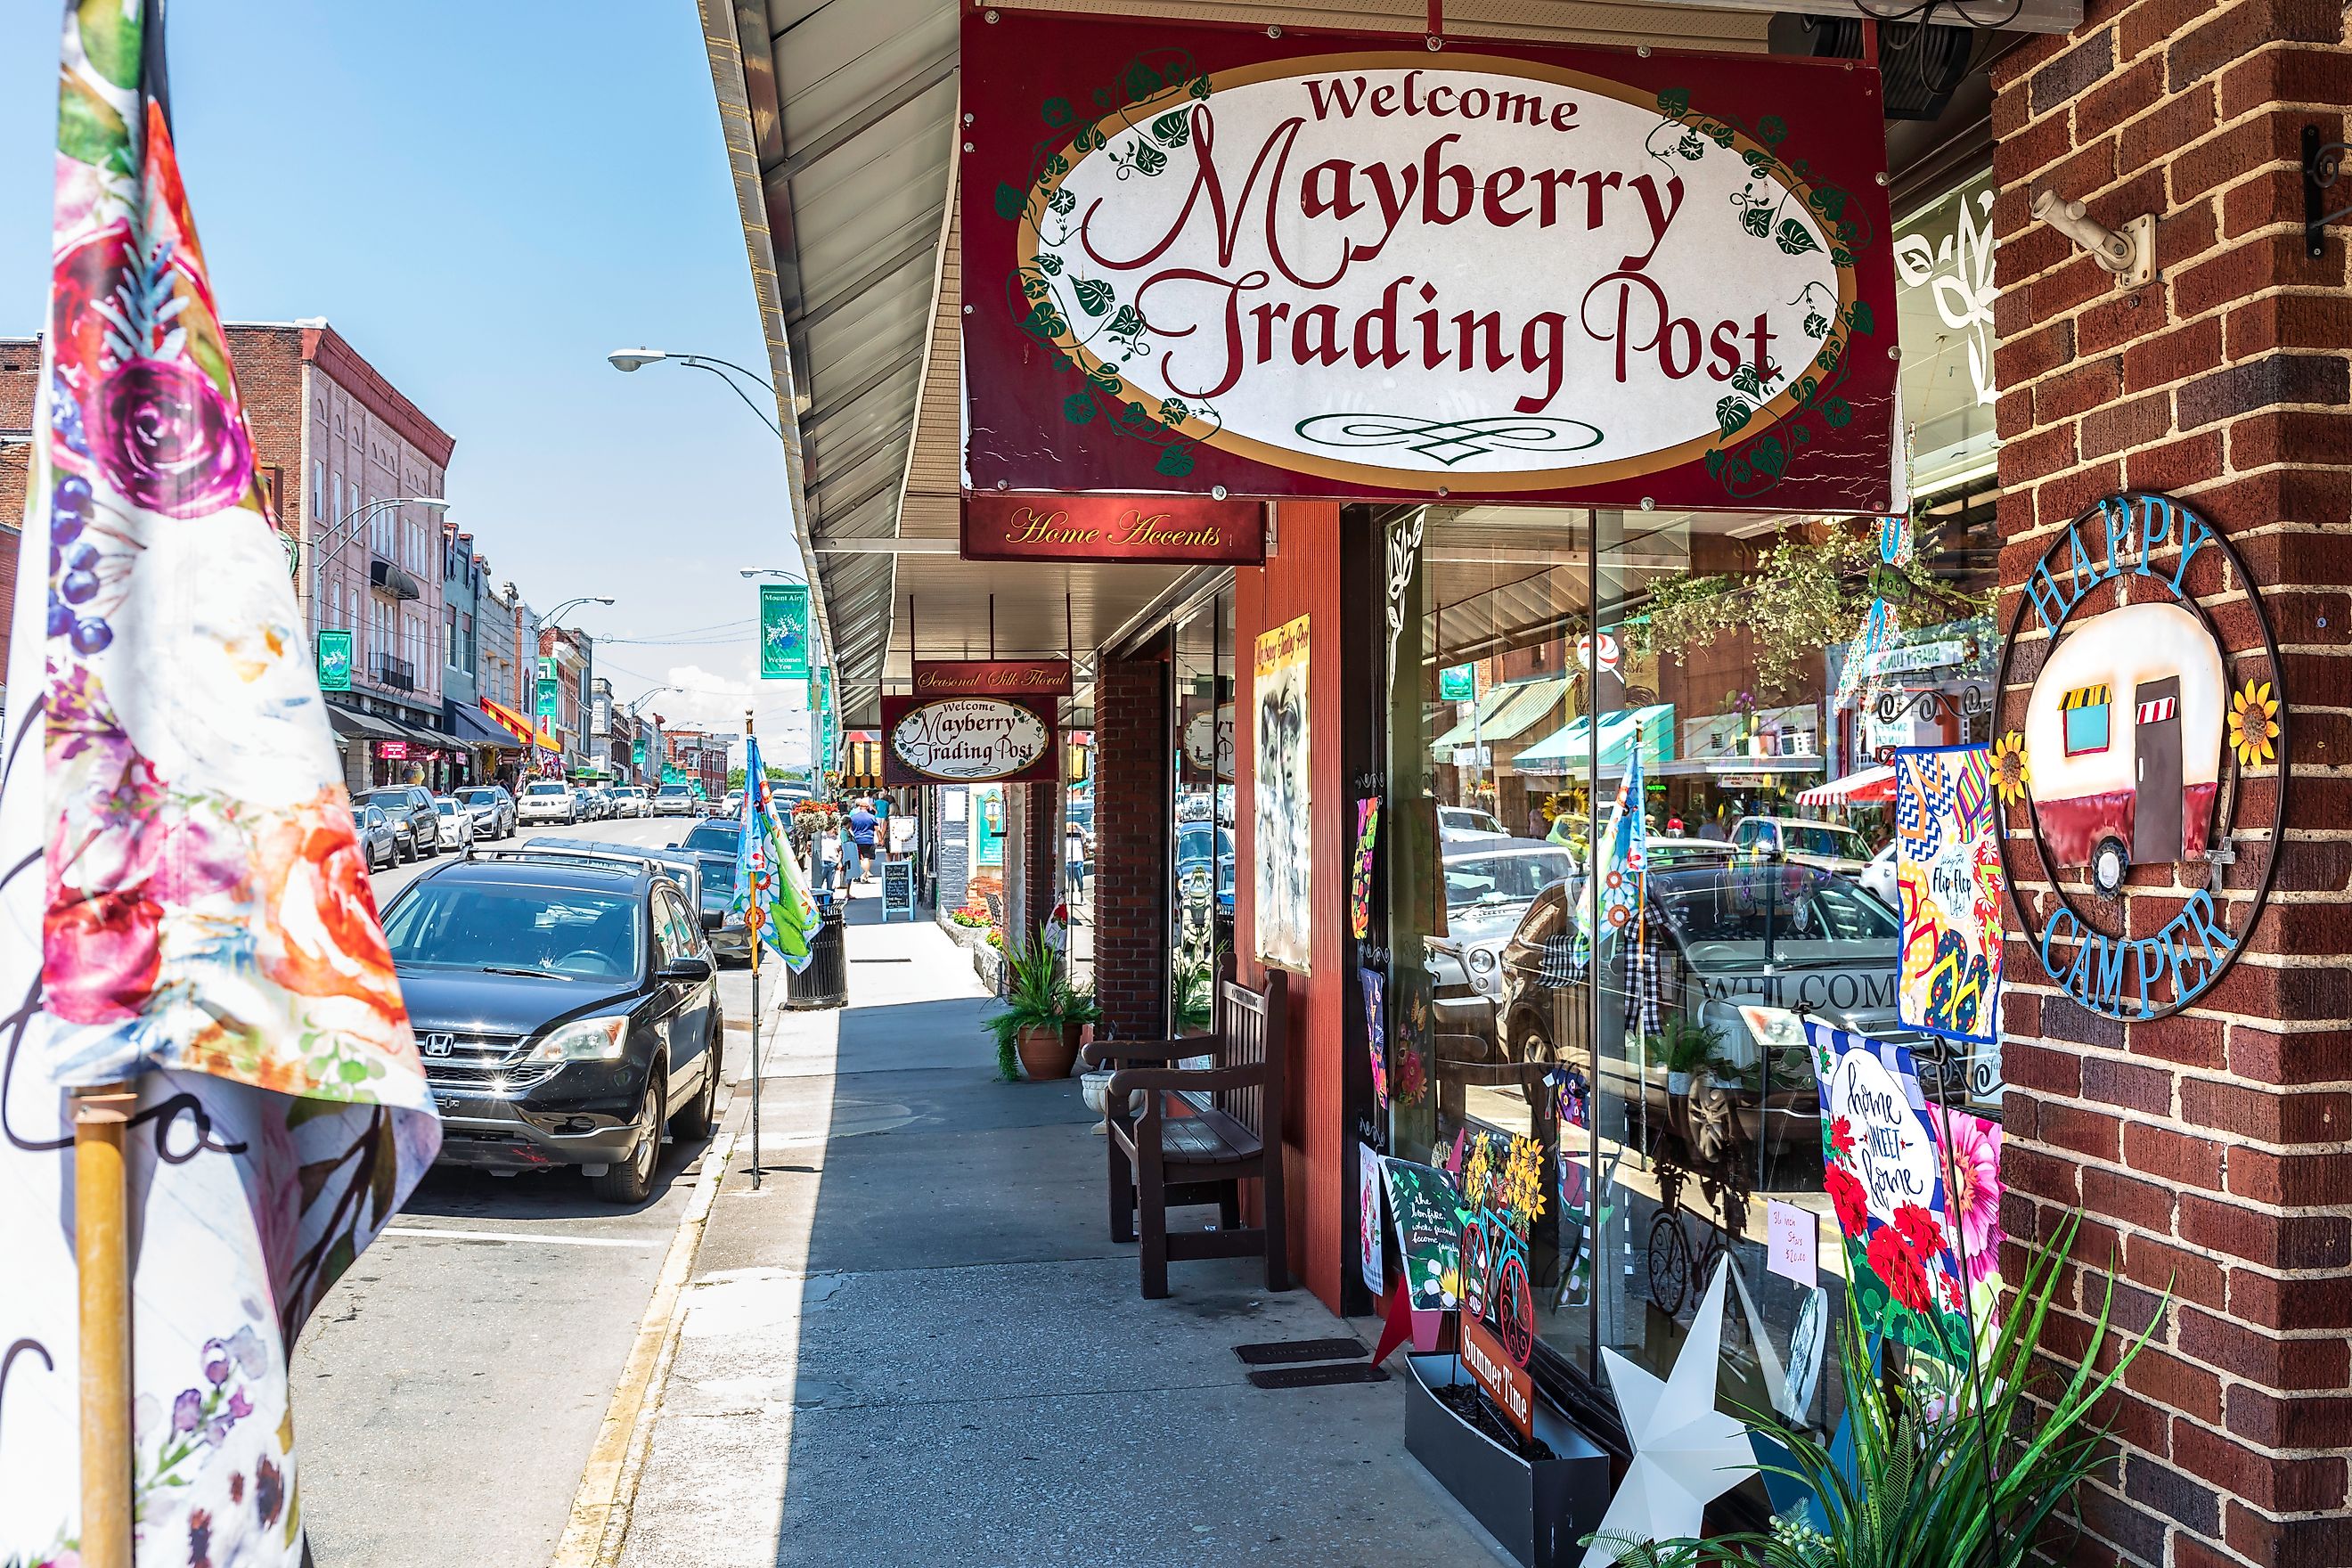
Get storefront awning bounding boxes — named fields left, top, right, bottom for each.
left=449, top=702, right=524, bottom=752
left=1430, top=677, right=1572, bottom=757
left=325, top=704, right=403, bottom=742
left=480, top=697, right=561, bottom=753
left=1795, top=764, right=1897, bottom=809
left=1515, top=702, right=1675, bottom=777
left=1429, top=682, right=1520, bottom=753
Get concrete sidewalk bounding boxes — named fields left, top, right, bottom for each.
left=615, top=893, right=1506, bottom=1567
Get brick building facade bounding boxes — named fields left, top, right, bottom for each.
left=1090, top=649, right=1170, bottom=1041
left=1990, top=4, right=2352, bottom=1563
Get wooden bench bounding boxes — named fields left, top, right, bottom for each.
left=1081, top=972, right=1289, bottom=1299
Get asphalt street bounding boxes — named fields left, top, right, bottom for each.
left=295, top=812, right=764, bottom=1567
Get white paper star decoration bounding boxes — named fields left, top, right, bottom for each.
left=1580, top=1258, right=1759, bottom=1567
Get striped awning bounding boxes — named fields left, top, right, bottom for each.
left=480, top=697, right=560, bottom=753
left=2061, top=684, right=2109, bottom=709
left=2136, top=696, right=2177, bottom=723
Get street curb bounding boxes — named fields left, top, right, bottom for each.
left=547, top=1126, right=735, bottom=1568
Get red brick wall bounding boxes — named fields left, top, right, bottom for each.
left=1991, top=6, right=2352, bottom=1564
left=1235, top=501, right=1348, bottom=1314
left=1092, top=647, right=1167, bottom=1041
left=1, top=340, right=36, bottom=682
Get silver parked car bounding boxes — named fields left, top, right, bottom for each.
left=355, top=802, right=400, bottom=871
left=456, top=783, right=516, bottom=840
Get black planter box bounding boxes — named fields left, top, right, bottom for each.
left=1403, top=1352, right=1613, bottom=1568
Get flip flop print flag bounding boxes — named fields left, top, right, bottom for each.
left=1, top=6, right=439, bottom=1564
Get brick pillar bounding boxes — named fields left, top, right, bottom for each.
left=1003, top=781, right=1059, bottom=946
left=1991, top=8, right=2352, bottom=1565
left=1093, top=648, right=1168, bottom=1040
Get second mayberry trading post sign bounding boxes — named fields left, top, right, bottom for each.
left=961, top=12, right=1898, bottom=510
left=881, top=694, right=1061, bottom=787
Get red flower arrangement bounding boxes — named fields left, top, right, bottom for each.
left=1823, top=1164, right=1870, bottom=1240
left=1866, top=1225, right=1936, bottom=1314
left=1892, top=1201, right=1947, bottom=1258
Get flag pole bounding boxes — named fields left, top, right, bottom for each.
left=746, top=710, right=762, bottom=1192
left=73, top=1081, right=138, bottom=1568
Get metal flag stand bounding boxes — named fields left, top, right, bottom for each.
left=745, top=709, right=763, bottom=1191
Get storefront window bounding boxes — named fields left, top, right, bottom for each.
left=1169, top=588, right=1235, bottom=1035
left=1382, top=160, right=2005, bottom=1482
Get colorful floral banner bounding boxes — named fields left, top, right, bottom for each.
left=0, top=8, right=437, bottom=1563
left=1360, top=966, right=1387, bottom=1117
left=1893, top=744, right=2004, bottom=1045
left=1349, top=796, right=1378, bottom=941
left=1805, top=1021, right=1972, bottom=1366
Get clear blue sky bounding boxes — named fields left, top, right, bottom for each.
left=0, top=0, right=811, bottom=755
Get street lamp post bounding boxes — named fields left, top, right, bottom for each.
left=607, top=348, right=782, bottom=438
left=300, top=494, right=450, bottom=615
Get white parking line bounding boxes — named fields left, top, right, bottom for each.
left=382, top=1226, right=666, bottom=1248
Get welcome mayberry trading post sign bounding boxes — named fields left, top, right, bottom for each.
left=961, top=10, right=1899, bottom=510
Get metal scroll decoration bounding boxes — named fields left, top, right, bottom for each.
left=1992, top=493, right=2285, bottom=1021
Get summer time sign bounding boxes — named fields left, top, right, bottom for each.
left=879, top=694, right=1059, bottom=786
left=962, top=13, right=1898, bottom=510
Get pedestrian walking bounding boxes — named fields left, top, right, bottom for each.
left=848, top=798, right=879, bottom=882
left=1065, top=817, right=1087, bottom=903
left=835, top=818, right=856, bottom=894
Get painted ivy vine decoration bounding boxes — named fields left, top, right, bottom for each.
left=1646, top=88, right=1880, bottom=503
left=992, top=53, right=1223, bottom=479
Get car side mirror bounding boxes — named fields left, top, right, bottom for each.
left=658, top=956, right=714, bottom=983
left=701, top=911, right=723, bottom=932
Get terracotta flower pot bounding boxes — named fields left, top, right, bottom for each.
left=1016, top=1023, right=1080, bottom=1080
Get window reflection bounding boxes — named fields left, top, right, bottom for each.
left=1170, top=589, right=1235, bottom=1035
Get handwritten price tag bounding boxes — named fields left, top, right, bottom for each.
left=1767, top=1200, right=1818, bottom=1286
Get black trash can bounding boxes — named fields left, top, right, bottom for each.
left=787, top=901, right=849, bottom=1009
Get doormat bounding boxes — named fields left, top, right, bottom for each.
left=1234, top=1337, right=1366, bottom=1366
left=1246, top=1363, right=1390, bottom=1390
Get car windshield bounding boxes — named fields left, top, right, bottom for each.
left=1779, top=824, right=1868, bottom=858
left=659, top=785, right=690, bottom=796
left=1651, top=865, right=1897, bottom=968
left=434, top=801, right=459, bottom=816
left=458, top=788, right=494, bottom=803
left=382, top=880, right=643, bottom=980
left=524, top=783, right=566, bottom=796
left=359, top=790, right=406, bottom=808
left=1445, top=849, right=1573, bottom=910
left=1442, top=808, right=1503, bottom=833
left=681, top=821, right=740, bottom=853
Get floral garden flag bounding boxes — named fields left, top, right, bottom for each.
left=736, top=734, right=817, bottom=972
left=1804, top=1021, right=1974, bottom=1369
left=1892, top=744, right=2004, bottom=1047
left=1573, top=719, right=1647, bottom=963
left=0, top=5, right=438, bottom=1563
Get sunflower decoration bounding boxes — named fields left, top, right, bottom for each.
left=1990, top=731, right=2030, bottom=806
left=2230, top=679, right=2280, bottom=768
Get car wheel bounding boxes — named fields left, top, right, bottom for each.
left=592, top=1071, right=665, bottom=1204
left=398, top=837, right=415, bottom=864
left=670, top=1026, right=721, bottom=1139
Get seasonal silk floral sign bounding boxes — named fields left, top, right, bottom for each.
left=961, top=11, right=1899, bottom=510
left=1805, top=1021, right=1973, bottom=1365
left=0, top=6, right=437, bottom=1564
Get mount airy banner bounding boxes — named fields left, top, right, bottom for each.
left=961, top=12, right=1898, bottom=511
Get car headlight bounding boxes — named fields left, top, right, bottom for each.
left=1467, top=947, right=1497, bottom=974
left=524, top=1016, right=630, bottom=1064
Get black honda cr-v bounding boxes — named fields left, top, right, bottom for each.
left=380, top=849, right=724, bottom=1202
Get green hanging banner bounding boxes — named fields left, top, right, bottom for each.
left=761, top=584, right=811, bottom=680
left=316, top=629, right=353, bottom=693
left=1439, top=663, right=1477, bottom=702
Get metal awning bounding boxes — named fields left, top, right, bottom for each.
left=450, top=703, right=525, bottom=752
left=1429, top=678, right=1571, bottom=755
left=326, top=705, right=402, bottom=741
left=1516, top=703, right=1677, bottom=777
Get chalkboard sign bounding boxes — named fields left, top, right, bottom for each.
left=1381, top=1158, right=1465, bottom=1317
left=881, top=858, right=915, bottom=921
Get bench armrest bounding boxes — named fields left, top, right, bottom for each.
left=1082, top=1038, right=1206, bottom=1069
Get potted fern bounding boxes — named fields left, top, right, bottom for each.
left=1588, top=1212, right=2159, bottom=1568
left=985, top=927, right=1094, bottom=1081
left=1659, top=1015, right=1729, bottom=1097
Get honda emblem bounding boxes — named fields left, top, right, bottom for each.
left=421, top=1032, right=456, bottom=1058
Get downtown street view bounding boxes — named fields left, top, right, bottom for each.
left=4, top=4, right=2352, bottom=1568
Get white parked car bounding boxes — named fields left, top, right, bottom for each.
left=1438, top=804, right=1510, bottom=842
left=653, top=783, right=698, bottom=817
left=610, top=787, right=650, bottom=818
left=517, top=780, right=577, bottom=824
left=1860, top=841, right=1899, bottom=908
left=430, top=796, right=477, bottom=851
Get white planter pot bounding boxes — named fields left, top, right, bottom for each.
left=1080, top=1069, right=1140, bottom=1118
left=1665, top=1070, right=1692, bottom=1097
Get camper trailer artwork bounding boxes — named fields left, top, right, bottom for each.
left=1995, top=492, right=2286, bottom=1021
left=2021, top=599, right=2223, bottom=893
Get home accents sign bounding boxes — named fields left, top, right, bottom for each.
left=911, top=658, right=1074, bottom=698
left=960, top=493, right=1263, bottom=565
left=880, top=694, right=1059, bottom=786
left=1993, top=492, right=2285, bottom=1021
left=962, top=12, right=1898, bottom=510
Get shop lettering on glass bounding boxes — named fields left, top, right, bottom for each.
left=963, top=13, right=1898, bottom=509
left=1994, top=493, right=2285, bottom=1021
left=880, top=695, right=1059, bottom=786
